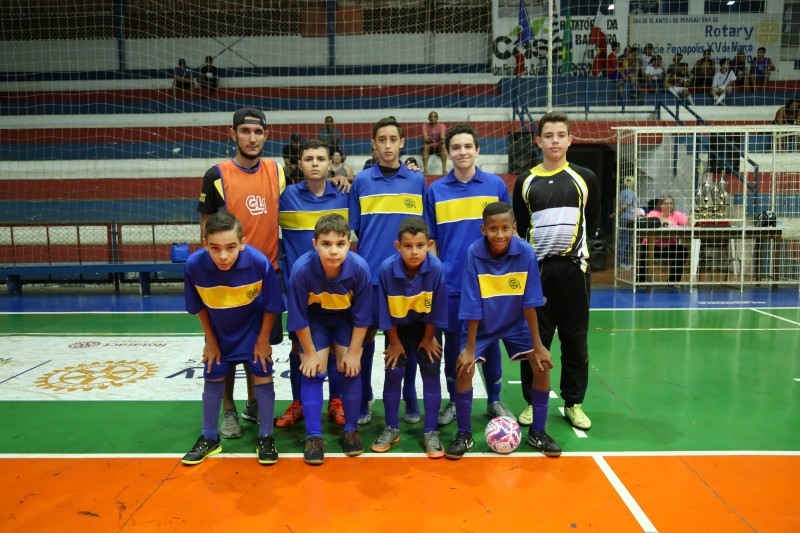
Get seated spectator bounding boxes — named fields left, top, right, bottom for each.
left=748, top=47, right=775, bottom=93
left=421, top=111, right=447, bottom=174
left=363, top=147, right=378, bottom=170
left=710, top=59, right=736, bottom=106
left=643, top=55, right=664, bottom=89
left=639, top=43, right=654, bottom=72
left=774, top=98, right=799, bottom=151
left=318, top=116, right=343, bottom=154
left=666, top=53, right=694, bottom=105
left=606, top=41, right=620, bottom=80
left=328, top=149, right=354, bottom=183
left=172, top=58, right=194, bottom=99
left=615, top=47, right=640, bottom=99
left=282, top=133, right=303, bottom=185
left=197, top=56, right=219, bottom=98
left=591, top=48, right=607, bottom=78
left=691, top=49, right=716, bottom=90
left=638, top=195, right=690, bottom=284
left=731, top=51, right=748, bottom=83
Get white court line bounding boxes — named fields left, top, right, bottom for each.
left=648, top=327, right=799, bottom=331
left=751, top=308, right=800, bottom=326
left=559, top=407, right=588, bottom=438
left=594, top=455, right=658, bottom=533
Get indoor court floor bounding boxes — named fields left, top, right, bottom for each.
left=1, top=286, right=798, bottom=532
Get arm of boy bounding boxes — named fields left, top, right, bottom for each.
left=295, top=326, right=323, bottom=378
left=343, top=326, right=368, bottom=377
left=196, top=308, right=221, bottom=373
left=455, top=320, right=479, bottom=377
left=253, top=313, right=276, bottom=373
left=524, top=308, right=553, bottom=372
left=383, top=326, right=406, bottom=369
left=329, top=174, right=351, bottom=193
left=418, top=322, right=442, bottom=363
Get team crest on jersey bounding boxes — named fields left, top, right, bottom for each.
left=507, top=277, right=521, bottom=290
left=424, top=297, right=432, bottom=309
left=35, top=360, right=158, bottom=392
left=246, top=195, right=267, bottom=215
left=403, top=198, right=417, bottom=209
left=246, top=287, right=260, bottom=300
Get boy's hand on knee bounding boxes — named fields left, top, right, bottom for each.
left=343, top=348, right=362, bottom=377
left=299, top=353, right=321, bottom=378
left=202, top=339, right=221, bottom=373
left=253, top=340, right=273, bottom=373
left=455, top=349, right=475, bottom=377
left=532, top=346, right=554, bottom=373
left=383, top=343, right=405, bottom=370
left=418, top=337, right=442, bottom=363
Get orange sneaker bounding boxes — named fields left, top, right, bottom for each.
left=275, top=400, right=304, bottom=428
left=327, top=398, right=345, bottom=426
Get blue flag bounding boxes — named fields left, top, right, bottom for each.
left=518, top=0, right=532, bottom=45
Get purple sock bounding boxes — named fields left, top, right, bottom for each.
left=201, top=380, right=225, bottom=440
left=402, top=351, right=418, bottom=404
left=421, top=372, right=442, bottom=433
left=360, top=340, right=375, bottom=411
left=301, top=374, right=325, bottom=437
left=481, top=342, right=502, bottom=403
left=454, top=388, right=473, bottom=434
left=288, top=351, right=301, bottom=401
left=383, top=367, right=403, bottom=429
left=326, top=352, right=342, bottom=400
left=254, top=382, right=275, bottom=437
left=531, top=387, right=550, bottom=432
left=443, top=331, right=460, bottom=401
left=342, top=374, right=362, bottom=432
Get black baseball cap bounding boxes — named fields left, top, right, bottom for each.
left=232, top=107, right=266, bottom=129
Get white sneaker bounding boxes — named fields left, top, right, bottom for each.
left=564, top=404, right=592, bottom=430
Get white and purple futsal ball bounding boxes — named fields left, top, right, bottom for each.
left=485, top=416, right=522, bottom=454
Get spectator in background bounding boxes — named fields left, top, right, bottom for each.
left=283, top=133, right=303, bottom=185
left=422, top=111, right=447, bottom=175
left=363, top=146, right=378, bottom=170
left=606, top=41, right=620, bottom=80
left=328, top=149, right=354, bottom=183
left=748, top=47, right=776, bottom=93
left=711, top=59, right=736, bottom=106
left=731, top=51, right=748, bottom=82
left=643, top=196, right=689, bottom=284
left=643, top=55, right=664, bottom=89
left=774, top=98, right=799, bottom=152
left=318, top=116, right=343, bottom=155
left=172, top=58, right=194, bottom=99
left=691, top=49, right=716, bottom=90
left=666, top=53, right=694, bottom=105
left=639, top=43, right=654, bottom=72
left=197, top=56, right=219, bottom=98
left=616, top=175, right=643, bottom=268
left=613, top=46, right=639, bottom=99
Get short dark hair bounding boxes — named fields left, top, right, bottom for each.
left=482, top=201, right=514, bottom=222
left=372, top=117, right=403, bottom=140
left=538, top=111, right=570, bottom=136
left=205, top=211, right=243, bottom=240
left=397, top=217, right=430, bottom=241
left=299, top=139, right=330, bottom=159
left=445, top=124, right=480, bottom=152
left=314, top=213, right=350, bottom=239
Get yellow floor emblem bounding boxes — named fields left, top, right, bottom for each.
left=36, top=360, right=158, bottom=392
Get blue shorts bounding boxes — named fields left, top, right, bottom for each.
left=204, top=354, right=273, bottom=380
left=460, top=319, right=533, bottom=363
left=302, top=311, right=354, bottom=354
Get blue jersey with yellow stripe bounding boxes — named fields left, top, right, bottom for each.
left=349, top=163, right=426, bottom=285
left=279, top=180, right=349, bottom=285
left=458, top=237, right=544, bottom=338
left=424, top=167, right=509, bottom=295
left=377, top=252, right=448, bottom=331
left=286, top=249, right=373, bottom=332
left=185, top=245, right=285, bottom=360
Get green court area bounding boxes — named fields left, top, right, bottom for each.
left=1, top=308, right=798, bottom=456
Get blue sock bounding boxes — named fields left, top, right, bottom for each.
left=481, top=342, right=502, bottom=403
left=443, top=331, right=460, bottom=401
left=454, top=388, right=473, bottom=434
left=327, top=352, right=342, bottom=400
left=360, top=340, right=375, bottom=413
left=342, top=374, right=362, bottom=432
left=289, top=351, right=301, bottom=401
left=254, top=382, right=275, bottom=437
left=402, top=351, right=418, bottom=409
left=421, top=372, right=442, bottom=433
left=383, top=367, right=403, bottom=429
left=201, top=380, right=225, bottom=440
left=301, top=374, right=325, bottom=437
left=531, top=387, right=550, bottom=433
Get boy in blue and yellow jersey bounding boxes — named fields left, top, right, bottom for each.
left=444, top=202, right=561, bottom=460
left=371, top=218, right=448, bottom=458
left=349, top=117, right=427, bottom=426
left=277, top=139, right=349, bottom=429
left=182, top=212, right=285, bottom=466
left=287, top=214, right=372, bottom=464
left=423, top=124, right=512, bottom=428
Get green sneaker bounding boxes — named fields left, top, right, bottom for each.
left=371, top=426, right=400, bottom=453
left=256, top=435, right=278, bottom=465
left=565, top=404, right=591, bottom=430
left=518, top=405, right=533, bottom=426
left=219, top=408, right=242, bottom=439
left=181, top=435, right=222, bottom=465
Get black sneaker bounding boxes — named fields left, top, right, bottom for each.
left=181, top=435, right=222, bottom=465
left=342, top=430, right=364, bottom=457
left=256, top=435, right=278, bottom=465
left=304, top=436, right=325, bottom=465
left=527, top=430, right=562, bottom=457
left=444, top=432, right=474, bottom=460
